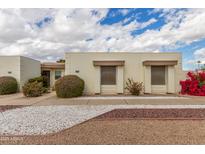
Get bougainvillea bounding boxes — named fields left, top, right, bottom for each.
left=180, top=71, right=205, bottom=96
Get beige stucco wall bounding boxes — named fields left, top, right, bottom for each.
left=0, top=56, right=21, bottom=90
left=0, top=56, right=40, bottom=90
left=65, top=52, right=183, bottom=95
left=20, top=56, right=41, bottom=89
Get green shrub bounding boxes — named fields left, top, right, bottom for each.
left=125, top=78, right=143, bottom=96
left=28, top=76, right=49, bottom=88
left=55, top=75, right=84, bottom=98
left=22, top=81, right=44, bottom=97
left=0, top=76, right=18, bottom=95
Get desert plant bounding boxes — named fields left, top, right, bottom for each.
left=0, top=76, right=18, bottom=95
left=55, top=75, right=84, bottom=98
left=125, top=78, right=143, bottom=95
left=22, top=81, right=44, bottom=97
left=28, top=76, right=49, bottom=88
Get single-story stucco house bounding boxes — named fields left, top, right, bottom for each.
left=0, top=56, right=41, bottom=90
left=65, top=52, right=185, bottom=95
left=0, top=52, right=185, bottom=94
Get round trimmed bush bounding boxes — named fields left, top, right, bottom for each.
left=22, top=81, right=44, bottom=97
left=0, top=76, right=18, bottom=95
left=55, top=75, right=84, bottom=98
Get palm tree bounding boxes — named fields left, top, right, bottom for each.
left=197, top=60, right=201, bottom=70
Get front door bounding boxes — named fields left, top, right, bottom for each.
left=100, top=66, right=117, bottom=94
left=42, top=70, right=50, bottom=87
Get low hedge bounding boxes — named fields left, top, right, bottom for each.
left=55, top=75, right=84, bottom=98
left=0, top=76, right=18, bottom=95
left=22, top=81, right=44, bottom=97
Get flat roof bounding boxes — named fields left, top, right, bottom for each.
left=0, top=55, right=40, bottom=62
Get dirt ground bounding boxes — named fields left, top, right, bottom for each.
left=1, top=118, right=205, bottom=144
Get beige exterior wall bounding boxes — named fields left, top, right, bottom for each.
left=65, top=52, right=183, bottom=95
left=20, top=56, right=41, bottom=89
left=0, top=56, right=41, bottom=90
left=0, top=56, right=21, bottom=89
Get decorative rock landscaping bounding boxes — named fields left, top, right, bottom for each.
left=0, top=105, right=116, bottom=135
left=1, top=105, right=205, bottom=135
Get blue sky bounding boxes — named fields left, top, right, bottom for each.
left=0, top=8, right=205, bottom=70
left=100, top=8, right=205, bottom=70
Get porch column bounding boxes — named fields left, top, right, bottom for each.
left=144, top=66, right=151, bottom=93
left=117, top=66, right=124, bottom=93
left=167, top=66, right=175, bottom=93
left=94, top=66, right=101, bottom=94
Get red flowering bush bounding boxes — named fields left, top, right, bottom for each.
left=180, top=71, right=205, bottom=96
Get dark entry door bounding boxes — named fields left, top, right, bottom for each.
left=42, top=70, right=50, bottom=87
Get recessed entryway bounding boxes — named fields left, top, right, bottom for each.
left=42, top=70, right=51, bottom=87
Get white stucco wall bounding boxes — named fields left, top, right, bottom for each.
left=0, top=56, right=41, bottom=91
left=65, top=52, right=183, bottom=95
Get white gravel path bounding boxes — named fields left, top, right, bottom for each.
left=1, top=104, right=205, bottom=135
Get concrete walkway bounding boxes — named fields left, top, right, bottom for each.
left=33, top=95, right=205, bottom=106
left=0, top=92, right=55, bottom=105
left=0, top=92, right=205, bottom=106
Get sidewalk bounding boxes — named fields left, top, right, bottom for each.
left=0, top=92, right=55, bottom=105
left=34, top=95, right=205, bottom=106
left=1, top=92, right=205, bottom=106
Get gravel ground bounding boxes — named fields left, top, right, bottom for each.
left=1, top=119, right=205, bottom=144
left=96, top=109, right=205, bottom=120
left=2, top=105, right=205, bottom=136
left=0, top=105, right=118, bottom=135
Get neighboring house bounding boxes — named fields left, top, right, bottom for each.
left=0, top=56, right=65, bottom=90
left=41, top=62, right=65, bottom=88
left=65, top=52, right=185, bottom=95
left=0, top=56, right=41, bottom=90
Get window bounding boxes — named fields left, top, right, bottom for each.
left=101, top=66, right=116, bottom=85
left=55, top=70, right=62, bottom=80
left=151, top=66, right=165, bottom=85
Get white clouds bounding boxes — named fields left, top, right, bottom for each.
left=194, top=48, right=205, bottom=64
left=0, top=8, right=205, bottom=62
left=119, top=9, right=130, bottom=16
left=134, top=9, right=205, bottom=51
